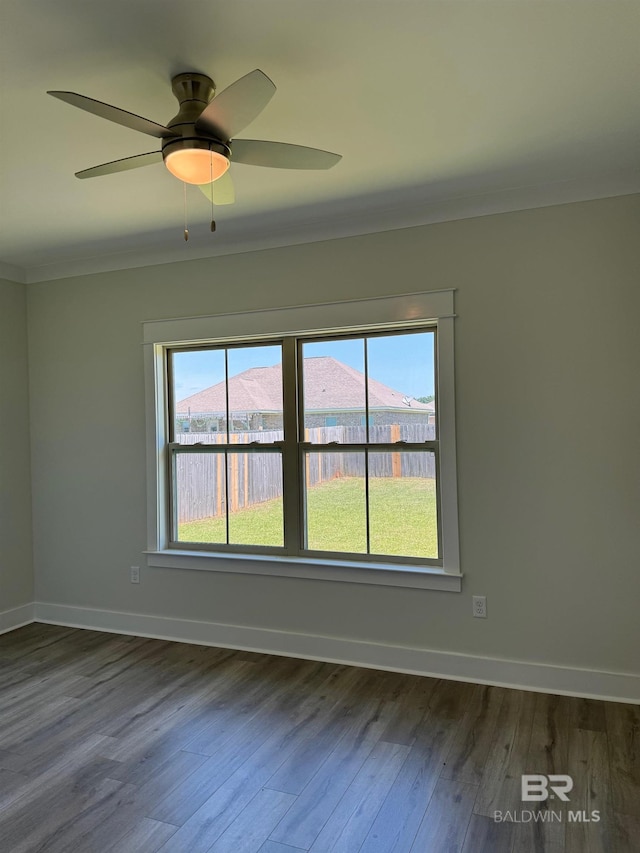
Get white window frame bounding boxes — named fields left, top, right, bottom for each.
left=143, top=290, right=461, bottom=592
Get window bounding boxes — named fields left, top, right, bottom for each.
left=144, top=291, right=461, bottom=591
left=167, top=330, right=438, bottom=563
left=169, top=342, right=286, bottom=551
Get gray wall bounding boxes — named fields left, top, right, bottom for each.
left=26, top=194, right=640, bottom=674
left=0, top=278, right=34, bottom=611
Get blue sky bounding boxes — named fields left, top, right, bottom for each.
left=172, top=332, right=435, bottom=402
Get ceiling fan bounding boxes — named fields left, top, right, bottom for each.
left=48, top=70, right=342, bottom=206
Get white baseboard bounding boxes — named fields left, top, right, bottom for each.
left=0, top=602, right=35, bottom=635
left=31, top=601, right=640, bottom=704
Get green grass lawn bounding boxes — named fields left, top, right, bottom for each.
left=178, top=476, right=438, bottom=558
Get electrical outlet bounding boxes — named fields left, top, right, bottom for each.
left=130, top=565, right=140, bottom=584
left=472, top=595, right=487, bottom=618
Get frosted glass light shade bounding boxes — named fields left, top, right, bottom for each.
left=165, top=149, right=230, bottom=185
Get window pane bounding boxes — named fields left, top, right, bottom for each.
left=227, top=452, right=284, bottom=547
left=227, top=344, right=284, bottom=441
left=172, top=349, right=225, bottom=444
left=175, top=451, right=227, bottom=543
left=367, top=332, right=436, bottom=442
left=368, top=451, right=438, bottom=558
left=304, top=451, right=366, bottom=553
left=175, top=451, right=284, bottom=547
left=171, top=344, right=283, bottom=444
left=301, top=338, right=365, bottom=443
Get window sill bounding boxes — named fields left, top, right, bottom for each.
left=144, top=549, right=462, bottom=592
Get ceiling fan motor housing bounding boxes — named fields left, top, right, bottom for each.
left=48, top=67, right=339, bottom=188
left=162, top=73, right=231, bottom=164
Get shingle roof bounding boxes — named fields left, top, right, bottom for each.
left=176, top=357, right=434, bottom=414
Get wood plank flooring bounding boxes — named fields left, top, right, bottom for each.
left=0, top=624, right=638, bottom=852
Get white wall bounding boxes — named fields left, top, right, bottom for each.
left=0, top=278, right=34, bottom=614
left=26, top=195, right=640, bottom=679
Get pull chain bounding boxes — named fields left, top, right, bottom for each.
left=183, top=182, right=189, bottom=241
left=210, top=154, right=216, bottom=233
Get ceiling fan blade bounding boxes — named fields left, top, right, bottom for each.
left=195, top=70, right=276, bottom=140
left=231, top=139, right=341, bottom=170
left=48, top=91, right=179, bottom=139
left=198, top=171, right=235, bottom=205
left=75, top=151, right=163, bottom=179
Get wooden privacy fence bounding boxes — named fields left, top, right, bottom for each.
left=176, top=424, right=436, bottom=523
left=176, top=430, right=283, bottom=523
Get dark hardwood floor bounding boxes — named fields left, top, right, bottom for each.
left=0, top=624, right=638, bottom=852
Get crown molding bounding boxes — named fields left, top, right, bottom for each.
left=10, top=173, right=640, bottom=284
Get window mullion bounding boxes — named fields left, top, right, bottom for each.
left=282, top=337, right=301, bottom=555
left=223, top=349, right=230, bottom=542
left=363, top=338, right=371, bottom=553
left=364, top=447, right=371, bottom=554
left=168, top=445, right=177, bottom=543
left=364, top=337, right=370, bottom=443
left=299, top=442, right=438, bottom=452
left=223, top=451, right=229, bottom=545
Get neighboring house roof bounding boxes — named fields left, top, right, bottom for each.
left=176, top=356, right=434, bottom=414
left=178, top=364, right=283, bottom=414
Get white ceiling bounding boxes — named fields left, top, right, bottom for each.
left=1, top=0, right=639, bottom=282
